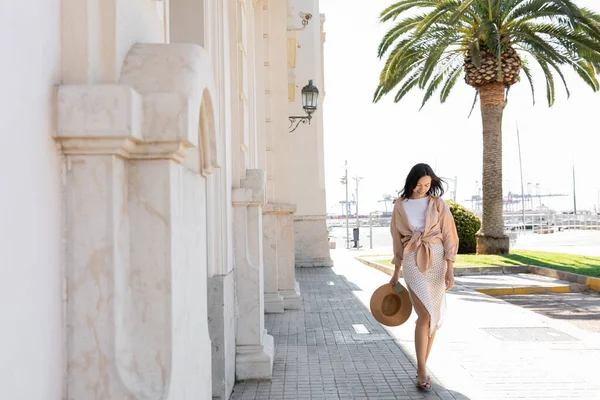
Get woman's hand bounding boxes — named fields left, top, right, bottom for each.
left=445, top=262, right=455, bottom=291
left=390, top=269, right=401, bottom=286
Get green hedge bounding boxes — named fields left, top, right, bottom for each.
left=446, top=200, right=480, bottom=254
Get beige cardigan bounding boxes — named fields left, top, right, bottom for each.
left=390, top=196, right=459, bottom=274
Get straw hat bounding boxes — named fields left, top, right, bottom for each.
left=370, top=282, right=413, bottom=327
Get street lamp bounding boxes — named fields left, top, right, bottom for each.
left=353, top=176, right=364, bottom=226
left=444, top=176, right=458, bottom=202
left=289, top=80, right=319, bottom=132
left=341, top=161, right=350, bottom=249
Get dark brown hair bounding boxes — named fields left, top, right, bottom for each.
left=400, top=163, right=445, bottom=199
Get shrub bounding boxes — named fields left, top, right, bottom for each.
left=446, top=200, right=481, bottom=254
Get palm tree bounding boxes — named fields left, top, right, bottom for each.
left=374, top=0, right=600, bottom=254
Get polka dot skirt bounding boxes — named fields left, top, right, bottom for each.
left=403, top=244, right=447, bottom=337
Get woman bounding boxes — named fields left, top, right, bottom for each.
left=389, top=163, right=459, bottom=390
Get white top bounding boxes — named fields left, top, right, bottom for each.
left=403, top=196, right=429, bottom=232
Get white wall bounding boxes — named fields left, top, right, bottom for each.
left=62, top=0, right=165, bottom=83
left=288, top=0, right=327, bottom=216
left=117, top=0, right=166, bottom=73
left=0, top=1, right=63, bottom=399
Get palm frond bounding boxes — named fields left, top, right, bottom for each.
left=467, top=90, right=479, bottom=118
left=380, top=0, right=438, bottom=23
left=440, top=64, right=463, bottom=102
left=448, top=0, right=475, bottom=25
left=420, top=71, right=445, bottom=109
left=373, top=0, right=600, bottom=106
left=519, top=59, right=536, bottom=105
left=377, top=15, right=426, bottom=58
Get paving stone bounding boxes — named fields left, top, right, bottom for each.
left=232, top=250, right=600, bottom=399
left=232, top=265, right=456, bottom=399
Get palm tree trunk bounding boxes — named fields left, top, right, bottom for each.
left=476, top=82, right=509, bottom=254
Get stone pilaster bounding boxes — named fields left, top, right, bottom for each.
left=263, top=202, right=301, bottom=312
left=57, top=43, right=219, bottom=399
left=234, top=170, right=274, bottom=380
left=271, top=204, right=301, bottom=309
left=294, top=216, right=334, bottom=267
left=262, top=209, right=285, bottom=314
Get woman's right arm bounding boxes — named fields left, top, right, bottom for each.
left=390, top=204, right=404, bottom=285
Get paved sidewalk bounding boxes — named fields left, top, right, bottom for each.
left=231, top=250, right=600, bottom=399
left=498, top=291, right=600, bottom=334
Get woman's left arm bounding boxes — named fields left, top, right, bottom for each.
left=439, top=199, right=459, bottom=263
left=439, top=199, right=459, bottom=290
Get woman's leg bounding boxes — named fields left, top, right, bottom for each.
left=426, top=327, right=438, bottom=362
left=409, top=287, right=431, bottom=384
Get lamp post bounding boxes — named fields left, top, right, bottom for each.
left=444, top=176, right=458, bottom=202
left=289, top=80, right=319, bottom=132
left=340, top=161, right=350, bottom=249
left=573, top=159, right=577, bottom=215
left=353, top=176, right=363, bottom=227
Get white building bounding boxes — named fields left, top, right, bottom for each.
left=0, top=0, right=330, bottom=399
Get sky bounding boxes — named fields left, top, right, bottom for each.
left=319, top=0, right=600, bottom=215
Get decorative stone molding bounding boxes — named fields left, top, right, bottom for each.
left=120, top=43, right=220, bottom=175
left=58, top=84, right=143, bottom=139
left=57, top=44, right=221, bottom=173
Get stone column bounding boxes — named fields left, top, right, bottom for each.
left=57, top=43, right=221, bottom=399
left=234, top=170, right=274, bottom=380
left=57, top=82, right=213, bottom=399
left=263, top=202, right=301, bottom=312
left=169, top=0, right=237, bottom=397
left=275, top=205, right=301, bottom=309
left=262, top=208, right=285, bottom=313
left=62, top=150, right=133, bottom=399
left=253, top=0, right=284, bottom=315
left=261, top=0, right=303, bottom=310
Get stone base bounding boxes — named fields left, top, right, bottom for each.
left=294, top=217, right=333, bottom=268
left=235, top=331, right=275, bottom=381
left=208, top=273, right=236, bottom=400
left=476, top=232, right=510, bottom=255
left=279, top=281, right=301, bottom=310
left=264, top=292, right=285, bottom=314
left=295, top=256, right=334, bottom=268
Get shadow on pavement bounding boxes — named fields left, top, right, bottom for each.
left=230, top=266, right=472, bottom=400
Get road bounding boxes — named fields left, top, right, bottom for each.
left=330, top=226, right=600, bottom=256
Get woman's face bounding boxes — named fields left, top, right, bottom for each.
left=413, top=176, right=432, bottom=198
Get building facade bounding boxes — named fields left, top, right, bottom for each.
left=0, top=0, right=330, bottom=399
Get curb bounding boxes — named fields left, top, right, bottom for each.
left=451, top=265, right=529, bottom=276
left=528, top=266, right=600, bottom=292
left=354, top=256, right=599, bottom=294
left=476, top=285, right=581, bottom=295
left=356, top=257, right=396, bottom=276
